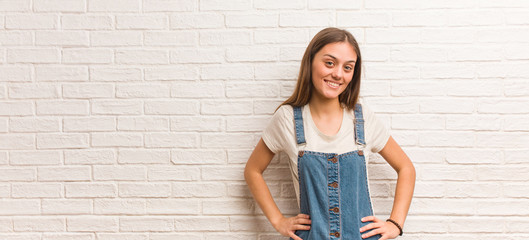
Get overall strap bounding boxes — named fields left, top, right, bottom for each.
left=293, top=106, right=306, bottom=144
left=353, top=104, right=366, bottom=146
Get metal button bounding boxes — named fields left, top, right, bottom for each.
left=328, top=157, right=337, bottom=163
left=358, top=150, right=364, bottom=156
left=298, top=151, right=304, bottom=157
left=328, top=182, right=338, bottom=188
left=331, top=207, right=339, bottom=213
left=330, top=232, right=340, bottom=237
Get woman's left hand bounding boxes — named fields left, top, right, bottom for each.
left=359, top=216, right=400, bottom=240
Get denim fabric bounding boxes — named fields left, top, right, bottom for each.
left=291, top=104, right=380, bottom=240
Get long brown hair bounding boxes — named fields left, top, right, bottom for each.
left=278, top=27, right=362, bottom=111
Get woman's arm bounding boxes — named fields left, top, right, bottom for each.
left=360, top=136, right=416, bottom=239
left=244, top=138, right=310, bottom=240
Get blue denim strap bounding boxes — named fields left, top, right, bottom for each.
left=353, top=104, right=366, bottom=146
left=293, top=106, right=306, bottom=144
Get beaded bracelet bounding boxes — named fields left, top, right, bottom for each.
left=386, top=219, right=403, bottom=236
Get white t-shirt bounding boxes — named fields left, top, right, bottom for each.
left=262, top=102, right=390, bottom=204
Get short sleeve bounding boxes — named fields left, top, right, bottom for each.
left=363, top=105, right=390, bottom=153
left=261, top=105, right=295, bottom=154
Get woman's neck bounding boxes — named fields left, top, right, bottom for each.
left=308, top=95, right=342, bottom=117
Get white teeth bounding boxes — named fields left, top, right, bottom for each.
left=325, top=80, right=340, bottom=88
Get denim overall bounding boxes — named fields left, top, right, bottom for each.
left=291, top=104, right=380, bottom=240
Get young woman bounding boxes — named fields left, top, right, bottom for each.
left=244, top=28, right=415, bottom=240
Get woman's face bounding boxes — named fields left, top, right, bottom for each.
left=311, top=41, right=357, bottom=101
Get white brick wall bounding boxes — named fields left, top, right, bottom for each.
left=0, top=0, right=528, bottom=239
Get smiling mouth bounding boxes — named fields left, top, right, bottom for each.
left=324, top=80, right=342, bottom=89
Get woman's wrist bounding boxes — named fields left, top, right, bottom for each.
left=386, top=218, right=403, bottom=236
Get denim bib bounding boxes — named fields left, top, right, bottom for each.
left=291, top=104, right=380, bottom=240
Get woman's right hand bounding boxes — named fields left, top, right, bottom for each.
left=273, top=214, right=311, bottom=240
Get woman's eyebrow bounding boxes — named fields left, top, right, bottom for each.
left=323, top=54, right=356, bottom=63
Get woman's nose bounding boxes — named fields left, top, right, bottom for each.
left=331, top=67, right=343, bottom=80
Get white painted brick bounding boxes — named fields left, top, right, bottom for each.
left=201, top=133, right=256, bottom=149
left=118, top=117, right=169, bottom=131
left=90, top=31, right=142, bottom=46
left=366, top=0, right=420, bottom=9
left=64, top=149, right=116, bottom=165
left=88, top=0, right=140, bottom=12
left=391, top=80, right=445, bottom=96
left=201, top=64, right=254, bottom=80
left=62, top=15, right=112, bottom=30
left=62, top=49, right=113, bottom=64
left=505, top=149, right=529, bottom=164
left=148, top=166, right=200, bottom=181
left=119, top=183, right=171, bottom=197
left=364, top=64, right=420, bottom=80
left=91, top=133, right=143, bottom=147
left=0, top=217, right=12, bottom=231
left=226, top=13, right=278, bottom=28
left=421, top=28, right=476, bottom=43
left=448, top=46, right=503, bottom=61
left=227, top=150, right=253, bottom=164
left=0, top=234, right=40, bottom=240
left=65, top=183, right=116, bottom=198
left=94, top=165, right=146, bottom=181
left=201, top=165, right=245, bottom=181
left=254, top=0, right=304, bottom=9
left=420, top=99, right=474, bottom=114
left=13, top=217, right=65, bottom=231
left=448, top=10, right=504, bottom=26
left=120, top=217, right=174, bottom=232
left=478, top=99, right=529, bottom=114
left=444, top=182, right=502, bottom=198
left=36, top=66, right=88, bottom=82
left=116, top=15, right=168, bottom=30
left=254, top=29, right=308, bottom=44
left=412, top=182, right=444, bottom=198
left=36, top=133, right=89, bottom=149
left=506, top=44, right=529, bottom=60
left=0, top=199, right=40, bottom=215
left=9, top=117, right=59, bottom=132
left=170, top=13, right=223, bottom=29
left=253, top=100, right=283, bottom=115
left=445, top=79, right=502, bottom=97
left=279, top=46, right=305, bottom=61
left=37, top=100, right=89, bottom=116
left=36, top=31, right=89, bottom=46
left=116, top=84, right=170, bottom=98
left=476, top=133, right=529, bottom=148
left=147, top=199, right=200, bottom=214
left=144, top=0, right=196, bottom=12
left=5, top=14, right=58, bottom=29
left=172, top=150, right=226, bottom=165
left=63, top=117, right=115, bottom=132
left=42, top=233, right=94, bottom=240
left=0, top=183, right=8, bottom=196
left=226, top=46, right=277, bottom=62
left=391, top=46, right=446, bottom=62
left=145, top=100, right=199, bottom=115
left=446, top=115, right=501, bottom=131
left=38, top=166, right=90, bottom=181
left=171, top=82, right=224, bottom=98
left=171, top=48, right=224, bottom=63
left=174, top=217, right=228, bottom=231
left=90, top=67, right=142, bottom=81
left=391, top=114, right=444, bottom=130
left=62, top=83, right=113, bottom=99
left=0, top=134, right=34, bottom=150
left=203, top=199, right=254, bottom=215
left=145, top=133, right=197, bottom=148
left=337, top=12, right=389, bottom=27
left=42, top=199, right=92, bottom=214
left=92, top=100, right=143, bottom=115
left=94, top=199, right=145, bottom=215
left=7, top=48, right=60, bottom=63
left=145, top=66, right=199, bottom=81
left=226, top=116, right=270, bottom=132
left=34, top=0, right=85, bottom=12
left=171, top=116, right=223, bottom=132
left=97, top=233, right=147, bottom=240
left=417, top=165, right=474, bottom=181
left=366, top=28, right=420, bottom=44
left=0, top=31, right=33, bottom=46
left=226, top=82, right=279, bottom=98
left=228, top=216, right=274, bottom=232
left=409, top=198, right=474, bottom=215
left=504, top=183, right=529, bottom=198
left=476, top=200, right=529, bottom=216
left=0, top=66, right=32, bottom=82
left=419, top=131, right=474, bottom=147
left=172, top=182, right=225, bottom=197
left=446, top=149, right=502, bottom=164
left=8, top=84, right=59, bottom=99
left=118, top=149, right=170, bottom=164
left=151, top=233, right=201, bottom=240
left=116, top=49, right=169, bottom=64
left=67, top=216, right=118, bottom=232
left=144, top=31, right=197, bottom=46
left=0, top=0, right=30, bottom=11
left=363, top=98, right=418, bottom=113
left=199, top=0, right=251, bottom=11
left=201, top=100, right=252, bottom=115
left=0, top=167, right=36, bottom=181
left=280, top=11, right=334, bottom=27
left=10, top=151, right=61, bottom=165
left=419, top=0, right=476, bottom=9
left=392, top=11, right=447, bottom=27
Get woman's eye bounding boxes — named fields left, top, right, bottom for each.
left=325, top=61, right=334, bottom=66
left=345, top=66, right=353, bottom=71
